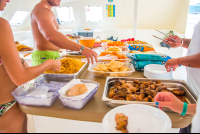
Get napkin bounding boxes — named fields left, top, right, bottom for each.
left=58, top=79, right=97, bottom=100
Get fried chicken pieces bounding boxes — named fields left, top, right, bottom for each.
left=115, top=113, right=129, bottom=133
left=109, top=79, right=186, bottom=103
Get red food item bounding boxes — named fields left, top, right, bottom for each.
left=107, top=41, right=125, bottom=46
left=121, top=38, right=135, bottom=42
left=93, top=42, right=102, bottom=48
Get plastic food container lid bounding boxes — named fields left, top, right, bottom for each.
left=144, top=64, right=173, bottom=79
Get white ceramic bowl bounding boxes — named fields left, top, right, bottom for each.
left=102, top=104, right=172, bottom=133
left=144, top=64, right=173, bottom=79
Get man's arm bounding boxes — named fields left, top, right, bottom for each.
left=34, top=9, right=81, bottom=50
left=182, top=38, right=191, bottom=49
left=165, top=52, right=200, bottom=72
left=33, top=9, right=97, bottom=64
left=178, top=52, right=200, bottom=68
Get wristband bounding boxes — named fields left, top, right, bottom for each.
left=79, top=46, right=85, bottom=53
left=181, top=102, right=188, bottom=116
left=180, top=38, right=183, bottom=47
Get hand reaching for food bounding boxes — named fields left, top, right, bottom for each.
left=45, top=59, right=61, bottom=72
left=154, top=92, right=184, bottom=113
left=81, top=47, right=98, bottom=64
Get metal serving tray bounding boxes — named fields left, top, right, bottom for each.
left=102, top=77, right=197, bottom=111
left=43, top=57, right=88, bottom=79
left=35, top=74, right=76, bottom=84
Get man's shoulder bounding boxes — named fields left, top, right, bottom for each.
left=33, top=7, right=52, bottom=16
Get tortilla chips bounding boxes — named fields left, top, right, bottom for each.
left=93, top=61, right=129, bottom=72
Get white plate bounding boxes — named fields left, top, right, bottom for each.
left=144, top=64, right=173, bottom=79
left=18, top=51, right=33, bottom=54
left=102, top=104, right=172, bottom=133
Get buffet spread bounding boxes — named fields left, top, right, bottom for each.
left=15, top=37, right=198, bottom=131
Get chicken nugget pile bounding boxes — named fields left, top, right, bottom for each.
left=93, top=61, right=128, bottom=72
left=109, top=79, right=187, bottom=103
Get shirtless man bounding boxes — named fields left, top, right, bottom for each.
left=31, top=0, right=98, bottom=66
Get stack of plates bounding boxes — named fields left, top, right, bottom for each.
left=144, top=64, right=173, bottom=79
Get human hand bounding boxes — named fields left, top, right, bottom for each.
left=46, top=59, right=61, bottom=72
left=165, top=58, right=180, bottom=72
left=163, top=35, right=182, bottom=48
left=81, top=47, right=98, bottom=64
left=154, top=92, right=184, bottom=114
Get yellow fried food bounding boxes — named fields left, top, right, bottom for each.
left=127, top=40, right=148, bottom=44
left=67, top=84, right=88, bottom=97
left=15, top=41, right=20, bottom=45
left=16, top=45, right=33, bottom=52
left=93, top=61, right=128, bottom=72
left=44, top=58, right=85, bottom=74
left=56, top=66, right=66, bottom=73
left=106, top=46, right=122, bottom=52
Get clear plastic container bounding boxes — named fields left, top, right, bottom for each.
left=12, top=83, right=65, bottom=107
left=35, top=74, right=76, bottom=84
left=115, top=58, right=131, bottom=63
left=99, top=46, right=130, bottom=55
left=59, top=80, right=100, bottom=110
left=88, top=62, right=135, bottom=78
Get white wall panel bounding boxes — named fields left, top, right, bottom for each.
left=1, top=0, right=190, bottom=34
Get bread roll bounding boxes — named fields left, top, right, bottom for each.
left=67, top=84, right=88, bottom=97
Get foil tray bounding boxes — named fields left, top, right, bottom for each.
left=42, top=56, right=88, bottom=80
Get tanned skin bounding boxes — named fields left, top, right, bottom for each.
left=158, top=30, right=198, bottom=117
left=0, top=0, right=61, bottom=133
left=31, top=0, right=98, bottom=64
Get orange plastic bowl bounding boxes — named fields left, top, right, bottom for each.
left=79, top=37, right=96, bottom=48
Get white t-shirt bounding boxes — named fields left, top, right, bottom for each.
left=192, top=96, right=200, bottom=133
left=187, top=21, right=200, bottom=96
left=187, top=22, right=200, bottom=133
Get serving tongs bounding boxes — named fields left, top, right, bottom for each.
left=153, top=29, right=178, bottom=43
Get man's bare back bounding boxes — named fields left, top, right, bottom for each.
left=31, top=2, right=60, bottom=51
